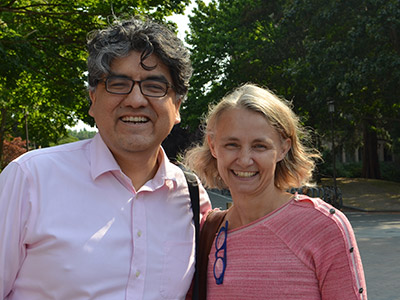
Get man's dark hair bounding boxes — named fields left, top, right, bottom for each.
left=87, top=16, right=192, bottom=100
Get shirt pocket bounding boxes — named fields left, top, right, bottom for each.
left=159, top=241, right=195, bottom=299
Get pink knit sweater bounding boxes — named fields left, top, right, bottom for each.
left=207, top=195, right=367, bottom=299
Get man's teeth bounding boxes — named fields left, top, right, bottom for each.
left=121, top=116, right=148, bottom=123
left=234, top=171, right=257, bottom=178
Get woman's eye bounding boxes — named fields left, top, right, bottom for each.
left=225, top=143, right=238, bottom=149
left=254, top=144, right=267, bottom=150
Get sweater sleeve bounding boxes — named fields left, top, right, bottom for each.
left=312, top=206, right=367, bottom=300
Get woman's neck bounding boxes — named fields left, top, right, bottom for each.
left=227, top=189, right=293, bottom=229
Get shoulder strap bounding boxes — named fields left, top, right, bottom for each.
left=199, top=209, right=228, bottom=300
left=183, top=171, right=200, bottom=300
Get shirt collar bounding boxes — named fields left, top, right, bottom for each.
left=145, top=147, right=179, bottom=191
left=89, top=133, right=178, bottom=187
left=90, top=133, right=122, bottom=180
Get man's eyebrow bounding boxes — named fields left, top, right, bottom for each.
left=108, top=73, right=130, bottom=79
left=108, top=73, right=169, bottom=83
left=145, top=75, right=169, bottom=82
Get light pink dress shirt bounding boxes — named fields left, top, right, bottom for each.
left=0, top=133, right=211, bottom=300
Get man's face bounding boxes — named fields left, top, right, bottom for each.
left=89, top=51, right=181, bottom=161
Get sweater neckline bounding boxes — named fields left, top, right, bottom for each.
left=227, top=197, right=295, bottom=235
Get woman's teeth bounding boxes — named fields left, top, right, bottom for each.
left=234, top=171, right=257, bottom=178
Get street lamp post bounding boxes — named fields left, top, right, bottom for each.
left=327, top=99, right=337, bottom=203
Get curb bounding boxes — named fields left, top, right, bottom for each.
left=342, top=205, right=400, bottom=214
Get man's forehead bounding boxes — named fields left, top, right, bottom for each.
left=110, top=51, right=171, bottom=78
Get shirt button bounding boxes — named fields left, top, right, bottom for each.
left=135, top=270, right=141, bottom=278
left=137, top=230, right=142, bottom=237
left=329, top=208, right=336, bottom=214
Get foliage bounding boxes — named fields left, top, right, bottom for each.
left=380, top=161, right=400, bottom=182
left=184, top=0, right=287, bottom=128
left=0, top=0, right=190, bottom=161
left=68, top=129, right=97, bottom=141
left=2, top=136, right=26, bottom=167
left=282, top=0, right=400, bottom=179
left=184, top=0, right=400, bottom=179
left=318, top=160, right=400, bottom=183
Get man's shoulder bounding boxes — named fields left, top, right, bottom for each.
left=14, top=139, right=92, bottom=166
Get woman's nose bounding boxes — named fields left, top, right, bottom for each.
left=236, top=149, right=253, bottom=166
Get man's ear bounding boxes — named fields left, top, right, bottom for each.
left=207, top=135, right=217, bottom=158
left=88, top=89, right=96, bottom=117
left=174, top=97, right=182, bottom=124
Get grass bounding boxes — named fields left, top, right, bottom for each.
left=320, top=178, right=400, bottom=212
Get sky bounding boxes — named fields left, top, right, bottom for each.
left=70, top=1, right=206, bottom=132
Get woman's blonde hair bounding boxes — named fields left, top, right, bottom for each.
left=184, top=83, right=321, bottom=191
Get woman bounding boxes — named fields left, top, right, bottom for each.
left=184, top=84, right=367, bottom=299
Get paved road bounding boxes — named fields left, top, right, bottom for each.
left=207, top=192, right=400, bottom=299
left=345, top=212, right=400, bottom=300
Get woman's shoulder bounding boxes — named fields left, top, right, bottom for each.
left=293, top=194, right=344, bottom=217
left=289, top=194, right=353, bottom=233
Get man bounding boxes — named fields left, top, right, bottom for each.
left=0, top=16, right=211, bottom=299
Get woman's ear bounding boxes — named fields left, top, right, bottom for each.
left=278, top=138, right=291, bottom=162
left=207, top=135, right=217, bottom=158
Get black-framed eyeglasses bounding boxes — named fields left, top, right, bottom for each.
left=104, top=76, right=173, bottom=98
left=213, top=220, right=228, bottom=285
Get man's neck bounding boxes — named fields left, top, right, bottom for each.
left=114, top=148, right=161, bottom=191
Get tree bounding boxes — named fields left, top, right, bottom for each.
left=183, top=0, right=287, bottom=129
left=281, top=0, right=400, bottom=179
left=68, top=128, right=97, bottom=141
left=0, top=0, right=190, bottom=167
left=185, top=0, right=400, bottom=179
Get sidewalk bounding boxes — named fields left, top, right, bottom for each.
left=345, top=213, right=400, bottom=300
left=321, top=178, right=400, bottom=213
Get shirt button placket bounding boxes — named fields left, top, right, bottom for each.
left=126, top=193, right=147, bottom=299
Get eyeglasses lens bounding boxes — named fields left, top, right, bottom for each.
left=214, top=221, right=228, bottom=285
left=106, top=77, right=168, bottom=97
left=214, top=257, right=225, bottom=278
left=106, top=77, right=132, bottom=94
left=216, top=230, right=226, bottom=249
left=141, top=80, right=168, bottom=97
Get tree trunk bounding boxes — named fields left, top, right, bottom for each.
left=361, top=117, right=381, bottom=179
left=0, top=107, right=7, bottom=169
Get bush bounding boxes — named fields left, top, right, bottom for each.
left=2, top=137, right=27, bottom=168
left=380, top=161, right=400, bottom=182
left=318, top=160, right=400, bottom=182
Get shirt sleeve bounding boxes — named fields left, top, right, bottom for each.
left=198, top=180, right=212, bottom=221
left=316, top=211, right=367, bottom=300
left=0, top=162, right=30, bottom=299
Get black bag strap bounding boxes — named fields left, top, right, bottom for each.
left=183, top=171, right=200, bottom=300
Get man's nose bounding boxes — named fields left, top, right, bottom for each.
left=123, top=83, right=148, bottom=107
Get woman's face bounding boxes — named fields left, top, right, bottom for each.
left=208, top=108, right=290, bottom=197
